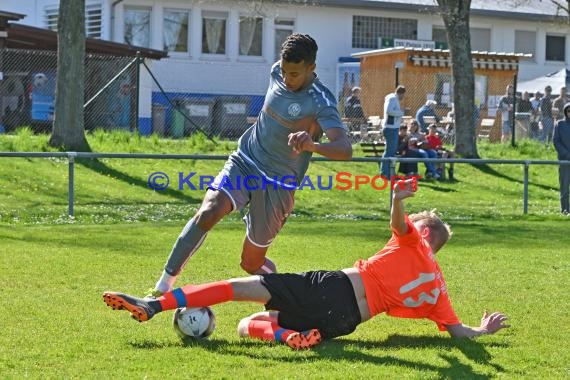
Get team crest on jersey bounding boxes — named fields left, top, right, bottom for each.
left=288, top=103, right=301, bottom=117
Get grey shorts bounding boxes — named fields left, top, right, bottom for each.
left=502, top=120, right=511, bottom=134
left=209, top=153, right=295, bottom=247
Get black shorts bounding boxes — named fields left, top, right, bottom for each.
left=260, top=270, right=362, bottom=339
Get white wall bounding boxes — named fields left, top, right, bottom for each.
left=4, top=0, right=569, bottom=89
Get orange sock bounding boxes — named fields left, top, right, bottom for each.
left=247, top=319, right=295, bottom=343
left=158, top=281, right=234, bottom=311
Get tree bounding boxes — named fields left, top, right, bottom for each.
left=49, top=0, right=90, bottom=151
left=436, top=0, right=478, bottom=158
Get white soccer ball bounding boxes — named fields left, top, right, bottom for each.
left=172, top=307, right=216, bottom=340
left=33, top=73, right=49, bottom=88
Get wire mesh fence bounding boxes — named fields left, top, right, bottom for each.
left=0, top=48, right=135, bottom=134
left=0, top=47, right=549, bottom=143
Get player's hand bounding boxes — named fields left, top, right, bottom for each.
left=393, top=178, right=417, bottom=200
left=480, top=310, right=510, bottom=334
left=288, top=131, right=315, bottom=154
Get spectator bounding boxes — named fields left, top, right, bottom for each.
left=517, top=91, right=533, bottom=113
left=415, top=100, right=440, bottom=133
left=553, top=102, right=570, bottom=214
left=540, top=85, right=554, bottom=144
left=553, top=87, right=569, bottom=121
left=517, top=91, right=534, bottom=139
left=407, top=120, right=440, bottom=179
left=397, top=124, right=422, bottom=176
left=530, top=91, right=542, bottom=139
left=426, top=124, right=455, bottom=180
left=344, top=87, right=365, bottom=120
left=381, top=85, right=406, bottom=178
left=498, top=84, right=515, bottom=143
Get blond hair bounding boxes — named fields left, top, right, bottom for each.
left=409, top=209, right=452, bottom=253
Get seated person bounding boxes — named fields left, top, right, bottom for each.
left=426, top=124, right=455, bottom=180
left=415, top=100, right=440, bottom=133
left=407, top=120, right=440, bottom=180
left=397, top=125, right=422, bottom=176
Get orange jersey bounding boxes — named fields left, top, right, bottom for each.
left=354, top=216, right=460, bottom=331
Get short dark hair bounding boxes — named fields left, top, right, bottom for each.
left=396, top=85, right=406, bottom=94
left=280, top=34, right=318, bottom=65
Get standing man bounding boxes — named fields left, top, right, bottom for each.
left=344, top=87, right=365, bottom=120
left=553, top=87, right=569, bottom=121
left=553, top=103, right=570, bottom=214
left=540, top=86, right=554, bottom=144
left=381, top=85, right=406, bottom=178
left=498, top=84, right=514, bottom=144
left=530, top=91, right=542, bottom=140
left=148, top=34, right=352, bottom=297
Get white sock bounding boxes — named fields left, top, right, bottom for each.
left=155, top=271, right=177, bottom=293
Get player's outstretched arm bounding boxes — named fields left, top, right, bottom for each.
left=390, top=179, right=417, bottom=235
left=445, top=310, right=510, bottom=338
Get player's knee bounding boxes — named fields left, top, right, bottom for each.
left=237, top=317, right=251, bottom=337
left=195, top=203, right=227, bottom=230
left=240, top=257, right=265, bottom=274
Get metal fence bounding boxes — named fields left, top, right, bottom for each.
left=0, top=151, right=567, bottom=217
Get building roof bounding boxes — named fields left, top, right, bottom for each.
left=352, top=46, right=531, bottom=59
left=0, top=13, right=167, bottom=60
left=276, top=0, right=566, bottom=21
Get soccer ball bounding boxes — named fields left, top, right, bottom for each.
left=33, top=73, right=49, bottom=88
left=172, top=307, right=216, bottom=340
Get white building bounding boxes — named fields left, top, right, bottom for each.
left=1, top=0, right=568, bottom=121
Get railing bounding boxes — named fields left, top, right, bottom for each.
left=0, top=151, right=568, bottom=216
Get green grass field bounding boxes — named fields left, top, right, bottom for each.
left=1, top=131, right=569, bottom=379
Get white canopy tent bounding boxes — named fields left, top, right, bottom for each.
left=517, top=69, right=569, bottom=94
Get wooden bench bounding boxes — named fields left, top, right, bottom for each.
left=478, top=118, right=495, bottom=140
left=360, top=141, right=386, bottom=157
left=348, top=116, right=383, bottom=143
left=422, top=115, right=437, bottom=126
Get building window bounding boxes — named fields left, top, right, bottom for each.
left=470, top=28, right=491, bottom=52
left=274, top=18, right=294, bottom=61
left=352, top=15, right=417, bottom=49
left=239, top=16, right=263, bottom=56
left=164, top=9, right=189, bottom=52
left=515, top=30, right=536, bottom=61
left=546, top=35, right=565, bottom=61
left=43, top=3, right=102, bottom=38
left=44, top=6, right=58, bottom=32
left=432, top=26, right=447, bottom=44
left=202, top=11, right=227, bottom=55
left=124, top=6, right=151, bottom=48
left=85, top=4, right=102, bottom=38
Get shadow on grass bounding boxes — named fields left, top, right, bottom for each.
left=77, top=157, right=200, bottom=204
left=471, top=163, right=557, bottom=192
left=129, top=333, right=507, bottom=378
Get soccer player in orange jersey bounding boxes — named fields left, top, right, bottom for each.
left=103, top=179, right=509, bottom=349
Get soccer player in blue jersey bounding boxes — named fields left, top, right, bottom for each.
left=148, top=34, right=352, bottom=296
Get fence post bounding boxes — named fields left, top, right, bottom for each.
left=512, top=73, right=517, bottom=147
left=523, top=160, right=530, bottom=214
left=68, top=152, right=77, bottom=217
left=135, top=51, right=141, bottom=134
left=389, top=158, right=397, bottom=210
